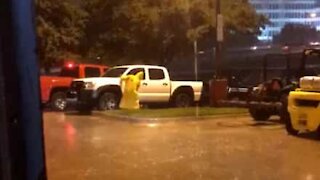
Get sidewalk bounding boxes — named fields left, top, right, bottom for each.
left=96, top=107, right=249, bottom=123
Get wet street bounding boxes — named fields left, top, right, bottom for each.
left=44, top=112, right=320, bottom=180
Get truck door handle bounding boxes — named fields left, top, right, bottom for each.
left=163, top=83, right=168, bottom=86
left=142, top=83, right=148, bottom=86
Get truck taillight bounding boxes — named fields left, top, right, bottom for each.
left=67, top=63, right=74, bottom=68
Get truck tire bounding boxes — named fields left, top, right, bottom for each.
left=51, top=92, right=67, bottom=111
left=172, top=92, right=193, bottom=108
left=280, top=94, right=289, bottom=123
left=98, top=92, right=119, bottom=111
left=283, top=112, right=299, bottom=136
left=249, top=107, right=270, bottom=121
left=316, top=127, right=320, bottom=139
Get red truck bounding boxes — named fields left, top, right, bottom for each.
left=40, top=62, right=108, bottom=111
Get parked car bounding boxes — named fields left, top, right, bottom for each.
left=67, top=65, right=203, bottom=112
left=40, top=62, right=108, bottom=111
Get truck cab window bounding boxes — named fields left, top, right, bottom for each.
left=85, top=67, right=101, bottom=78
left=60, top=66, right=79, bottom=78
left=127, top=68, right=145, bottom=79
left=103, top=68, right=127, bottom=77
left=149, top=69, right=165, bottom=80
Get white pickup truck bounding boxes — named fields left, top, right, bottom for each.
left=67, top=65, right=203, bottom=111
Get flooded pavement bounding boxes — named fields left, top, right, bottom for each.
left=44, top=112, right=320, bottom=180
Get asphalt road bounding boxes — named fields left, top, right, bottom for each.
left=44, top=112, right=320, bottom=180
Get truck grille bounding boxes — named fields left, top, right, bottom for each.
left=295, top=99, right=320, bottom=108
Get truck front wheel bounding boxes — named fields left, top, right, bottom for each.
left=51, top=92, right=67, bottom=111
left=173, top=92, right=193, bottom=108
left=249, top=107, right=270, bottom=121
left=98, top=92, right=119, bottom=111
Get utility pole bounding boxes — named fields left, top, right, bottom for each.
left=215, top=0, right=223, bottom=78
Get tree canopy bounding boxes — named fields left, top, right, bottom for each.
left=273, top=23, right=319, bottom=45
left=36, top=0, right=267, bottom=66
left=36, top=0, right=88, bottom=66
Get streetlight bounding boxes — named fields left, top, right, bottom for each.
left=309, top=12, right=317, bottom=28
left=310, top=12, right=317, bottom=18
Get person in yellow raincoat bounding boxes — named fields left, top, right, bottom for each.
left=119, top=71, right=144, bottom=110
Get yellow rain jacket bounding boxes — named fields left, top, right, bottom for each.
left=119, top=72, right=144, bottom=110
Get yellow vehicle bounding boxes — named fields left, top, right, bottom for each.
left=286, top=76, right=320, bottom=135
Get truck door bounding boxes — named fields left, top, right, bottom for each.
left=125, top=68, right=148, bottom=101
left=140, top=68, right=171, bottom=102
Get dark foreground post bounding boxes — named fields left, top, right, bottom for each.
left=210, top=0, right=228, bottom=106
left=0, top=0, right=47, bottom=179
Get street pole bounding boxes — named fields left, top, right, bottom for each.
left=215, top=0, right=223, bottom=78
left=193, top=40, right=200, bottom=117
left=194, top=40, right=198, bottom=81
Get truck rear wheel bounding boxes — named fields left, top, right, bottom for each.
left=98, top=92, right=119, bottom=111
left=173, top=92, right=193, bottom=108
left=51, top=92, right=67, bottom=111
left=249, top=107, right=270, bottom=121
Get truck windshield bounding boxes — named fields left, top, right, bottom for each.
left=103, top=68, right=128, bottom=77
left=60, top=67, right=80, bottom=78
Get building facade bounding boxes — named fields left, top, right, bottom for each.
left=250, top=0, right=320, bottom=41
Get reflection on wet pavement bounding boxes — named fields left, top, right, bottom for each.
left=44, top=112, right=320, bottom=180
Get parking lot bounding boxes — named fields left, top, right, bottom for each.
left=44, top=112, right=320, bottom=180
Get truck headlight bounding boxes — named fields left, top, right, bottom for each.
left=253, top=87, right=260, bottom=92
left=84, top=82, right=95, bottom=89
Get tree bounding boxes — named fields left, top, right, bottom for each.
left=79, top=0, right=267, bottom=65
left=36, top=0, right=267, bottom=66
left=78, top=0, right=130, bottom=64
left=36, top=0, right=88, bottom=67
left=223, top=0, right=267, bottom=47
left=273, top=23, right=319, bottom=45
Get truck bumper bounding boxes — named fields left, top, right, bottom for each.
left=288, top=92, right=320, bottom=132
left=67, top=90, right=97, bottom=109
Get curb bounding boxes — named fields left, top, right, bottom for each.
left=95, top=112, right=250, bottom=123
